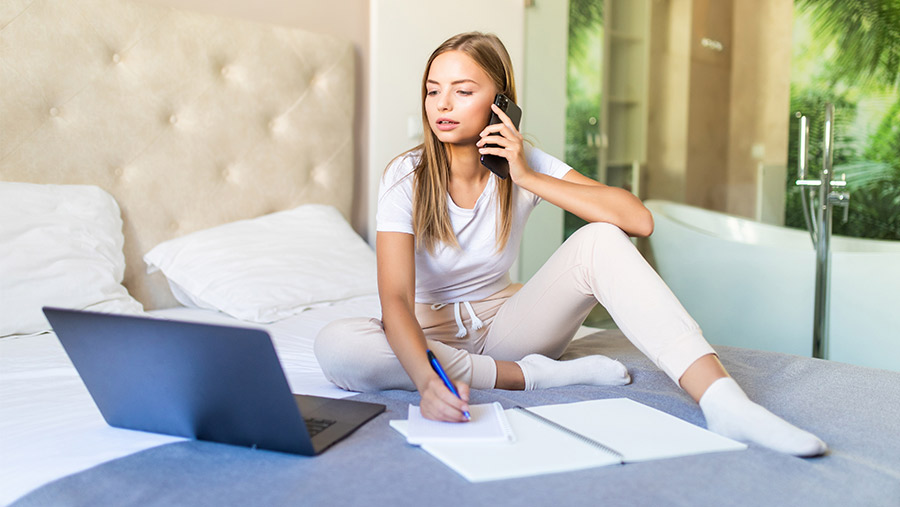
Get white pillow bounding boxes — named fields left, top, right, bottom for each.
left=0, top=182, right=145, bottom=337
left=143, top=204, right=377, bottom=323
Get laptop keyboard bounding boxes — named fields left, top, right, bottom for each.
left=304, top=417, right=336, bottom=437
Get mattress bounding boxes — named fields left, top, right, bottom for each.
left=0, top=295, right=382, bottom=505
left=7, top=297, right=900, bottom=506
left=9, top=330, right=900, bottom=506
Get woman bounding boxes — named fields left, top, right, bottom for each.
left=315, top=32, right=826, bottom=457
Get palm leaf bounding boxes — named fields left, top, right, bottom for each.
left=797, top=0, right=900, bottom=88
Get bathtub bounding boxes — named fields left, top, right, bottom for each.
left=645, top=199, right=900, bottom=372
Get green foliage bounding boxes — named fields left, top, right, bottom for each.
left=568, top=0, right=603, bottom=62
left=835, top=182, right=900, bottom=239
left=564, top=98, right=599, bottom=237
left=864, top=98, right=900, bottom=174
left=846, top=98, right=900, bottom=239
left=796, top=0, right=900, bottom=89
left=565, top=0, right=603, bottom=239
left=785, top=86, right=858, bottom=233
left=787, top=1, right=900, bottom=241
left=786, top=87, right=900, bottom=240
left=786, top=87, right=859, bottom=183
left=565, top=99, right=601, bottom=178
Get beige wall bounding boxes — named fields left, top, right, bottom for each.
left=646, top=0, right=692, bottom=203
left=726, top=0, right=793, bottom=221
left=646, top=0, right=793, bottom=221
left=141, top=0, right=371, bottom=235
left=686, top=0, right=732, bottom=211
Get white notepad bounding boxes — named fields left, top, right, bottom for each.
left=389, top=398, right=747, bottom=482
left=405, top=402, right=515, bottom=445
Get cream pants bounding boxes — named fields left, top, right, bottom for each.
left=314, top=222, right=715, bottom=392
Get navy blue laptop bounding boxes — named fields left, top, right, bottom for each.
left=43, top=307, right=384, bottom=456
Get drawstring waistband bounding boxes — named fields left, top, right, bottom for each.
left=430, top=301, right=484, bottom=338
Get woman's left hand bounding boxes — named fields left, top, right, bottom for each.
left=477, top=103, right=534, bottom=183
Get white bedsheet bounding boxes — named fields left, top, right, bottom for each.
left=0, top=295, right=382, bottom=505
left=0, top=295, right=604, bottom=504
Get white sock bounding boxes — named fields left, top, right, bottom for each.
left=516, top=354, right=631, bottom=390
left=699, top=377, right=827, bottom=457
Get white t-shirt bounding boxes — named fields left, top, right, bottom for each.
left=376, top=145, right=572, bottom=304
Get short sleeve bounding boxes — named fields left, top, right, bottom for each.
left=525, top=146, right=574, bottom=206
left=375, top=153, right=417, bottom=235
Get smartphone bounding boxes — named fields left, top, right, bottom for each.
left=480, top=93, right=522, bottom=179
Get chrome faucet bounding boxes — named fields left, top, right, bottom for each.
left=795, top=103, right=850, bottom=359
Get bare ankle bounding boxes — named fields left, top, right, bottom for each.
left=495, top=360, right=526, bottom=390
left=679, top=354, right=729, bottom=402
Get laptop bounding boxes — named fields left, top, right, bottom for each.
left=43, top=307, right=385, bottom=456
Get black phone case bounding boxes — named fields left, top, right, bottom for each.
left=480, top=94, right=522, bottom=179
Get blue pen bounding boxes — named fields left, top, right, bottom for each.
left=426, top=349, right=471, bottom=420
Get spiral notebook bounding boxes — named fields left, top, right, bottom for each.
left=390, top=398, right=747, bottom=482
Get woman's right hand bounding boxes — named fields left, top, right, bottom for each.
left=418, top=376, right=470, bottom=422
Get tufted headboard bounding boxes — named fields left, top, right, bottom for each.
left=0, top=0, right=355, bottom=309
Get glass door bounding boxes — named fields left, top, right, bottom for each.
left=564, top=0, right=604, bottom=239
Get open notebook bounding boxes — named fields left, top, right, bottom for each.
left=390, top=398, right=747, bottom=482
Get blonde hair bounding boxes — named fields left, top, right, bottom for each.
left=408, top=32, right=517, bottom=254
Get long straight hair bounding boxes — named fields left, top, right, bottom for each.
left=410, top=32, right=517, bottom=254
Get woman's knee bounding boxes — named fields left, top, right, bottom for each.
left=572, top=222, right=628, bottom=244
left=313, top=317, right=400, bottom=392
left=314, top=318, right=374, bottom=381
left=569, top=222, right=638, bottom=264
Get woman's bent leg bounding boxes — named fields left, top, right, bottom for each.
left=314, top=317, right=497, bottom=392
left=487, top=222, right=714, bottom=384
left=487, top=222, right=825, bottom=456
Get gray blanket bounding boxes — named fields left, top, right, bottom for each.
left=14, top=331, right=900, bottom=506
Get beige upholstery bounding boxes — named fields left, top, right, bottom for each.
left=0, top=0, right=355, bottom=309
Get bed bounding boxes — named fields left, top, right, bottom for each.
left=2, top=0, right=900, bottom=505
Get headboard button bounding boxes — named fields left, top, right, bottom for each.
left=169, top=115, right=178, bottom=125
left=221, top=66, right=229, bottom=76
left=49, top=107, right=60, bottom=117
left=112, top=53, right=121, bottom=64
